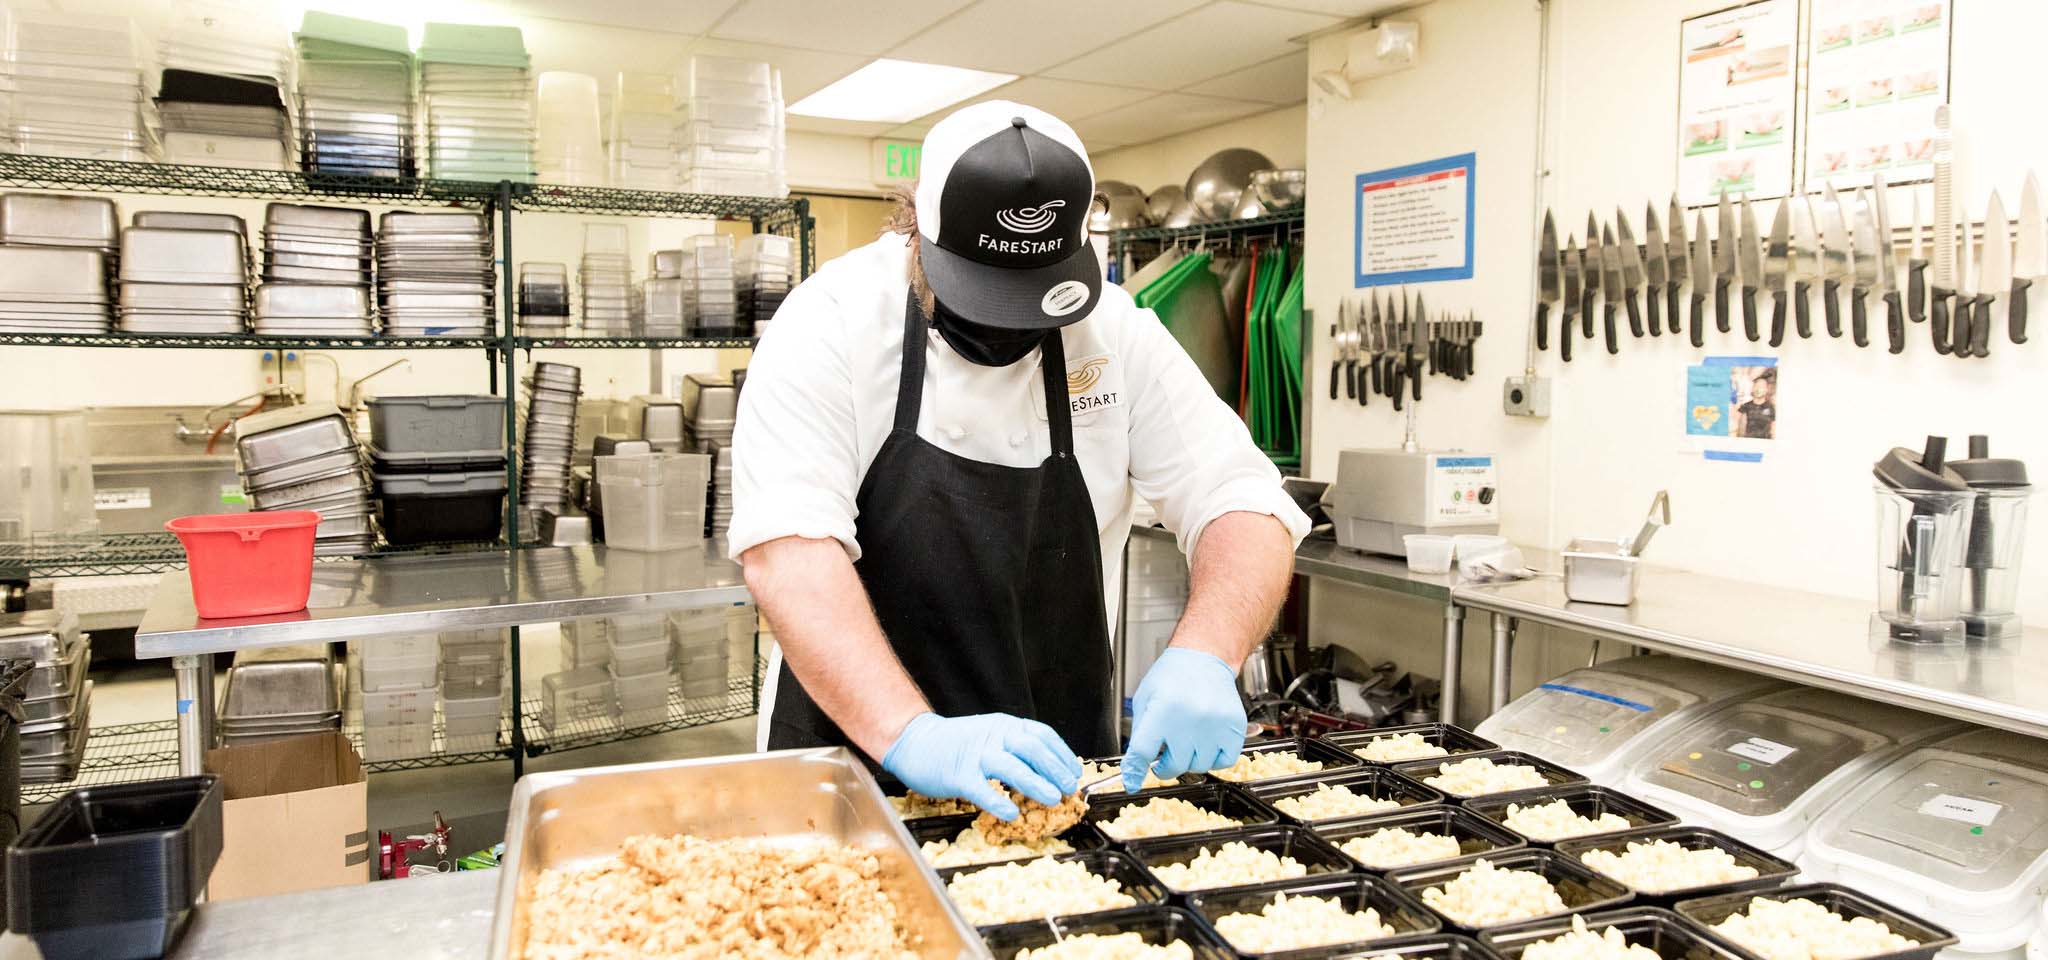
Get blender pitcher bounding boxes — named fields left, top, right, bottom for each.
left=1872, top=437, right=1973, bottom=644
left=1951, top=435, right=2031, bottom=640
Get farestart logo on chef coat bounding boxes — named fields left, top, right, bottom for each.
left=1065, top=355, right=1119, bottom=414
left=994, top=199, right=1065, bottom=234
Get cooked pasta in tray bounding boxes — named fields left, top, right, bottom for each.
left=945, top=856, right=1138, bottom=926
left=1096, top=796, right=1241, bottom=841
left=1147, top=841, right=1306, bottom=892
left=1211, top=892, right=1395, bottom=953
left=1338, top=827, right=1465, bottom=870
left=1272, top=782, right=1401, bottom=821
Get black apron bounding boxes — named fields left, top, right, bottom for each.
left=767, top=292, right=1118, bottom=759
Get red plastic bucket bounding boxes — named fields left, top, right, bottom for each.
left=165, top=512, right=321, bottom=619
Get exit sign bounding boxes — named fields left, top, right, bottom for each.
left=871, top=139, right=921, bottom=185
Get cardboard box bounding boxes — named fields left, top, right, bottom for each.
left=202, top=732, right=368, bottom=900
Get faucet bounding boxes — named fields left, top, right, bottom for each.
left=342, top=358, right=413, bottom=413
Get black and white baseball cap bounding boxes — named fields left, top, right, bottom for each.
left=916, top=101, right=1100, bottom=330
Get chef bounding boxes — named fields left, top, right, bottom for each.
left=728, top=101, right=1309, bottom=821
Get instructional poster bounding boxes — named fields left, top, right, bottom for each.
left=1353, top=152, right=1476, bottom=287
left=1677, top=0, right=1797, bottom=206
left=1685, top=355, right=1780, bottom=462
left=1804, top=0, right=1952, bottom=191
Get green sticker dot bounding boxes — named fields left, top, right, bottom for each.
left=1736, top=762, right=1752, bottom=772
left=1971, top=826, right=1985, bottom=835
left=1749, top=780, right=1765, bottom=789
left=1598, top=726, right=1611, bottom=733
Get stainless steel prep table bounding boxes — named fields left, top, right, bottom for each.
left=135, top=543, right=751, bottom=774
left=0, top=869, right=495, bottom=960
left=1454, top=569, right=2048, bottom=739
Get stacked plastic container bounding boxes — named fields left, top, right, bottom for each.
left=534, top=71, right=602, bottom=186
left=155, top=3, right=294, bottom=170
left=610, top=73, right=679, bottom=189
left=0, top=411, right=97, bottom=548
left=438, top=628, right=504, bottom=751
left=292, top=12, right=414, bottom=179
left=681, top=234, right=739, bottom=337
left=0, top=7, right=152, bottom=162
left=415, top=22, right=534, bottom=183
left=546, top=619, right=613, bottom=731
left=643, top=248, right=688, bottom=337
left=366, top=394, right=508, bottom=546
left=353, top=633, right=436, bottom=762
left=738, top=233, right=794, bottom=337
left=0, top=611, right=92, bottom=785
left=376, top=210, right=494, bottom=336
left=607, top=614, right=670, bottom=726
left=594, top=453, right=708, bottom=552
left=675, top=56, right=786, bottom=197
left=670, top=603, right=753, bottom=702
left=516, top=261, right=569, bottom=334
left=232, top=404, right=372, bottom=556
left=578, top=222, right=633, bottom=335
left=1123, top=534, right=1190, bottom=701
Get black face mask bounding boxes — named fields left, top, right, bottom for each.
left=931, top=299, right=1047, bottom=367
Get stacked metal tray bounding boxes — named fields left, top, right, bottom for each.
left=520, top=362, right=581, bottom=519
left=256, top=203, right=374, bottom=336
left=116, top=212, right=251, bottom=334
left=233, top=403, right=372, bottom=555
left=376, top=210, right=494, bottom=336
left=219, top=644, right=343, bottom=745
left=0, top=611, right=93, bottom=784
left=0, top=194, right=119, bottom=334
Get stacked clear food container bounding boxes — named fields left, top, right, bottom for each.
left=0, top=193, right=118, bottom=335
left=375, top=210, right=494, bottom=336
left=292, top=12, right=413, bottom=179
left=593, top=453, right=708, bottom=552
left=0, top=410, right=97, bottom=548
left=156, top=1, right=294, bottom=171
left=439, top=629, right=506, bottom=752
left=417, top=22, right=535, bottom=183
left=738, top=233, right=794, bottom=337
left=0, top=611, right=91, bottom=785
left=534, top=70, right=601, bottom=187
left=671, top=603, right=753, bottom=701
left=0, top=6, right=152, bottom=162
left=350, top=633, right=435, bottom=761
left=578, top=222, right=633, bottom=335
left=610, top=72, right=679, bottom=189
left=257, top=203, right=373, bottom=336
left=365, top=394, right=507, bottom=546
left=684, top=234, right=739, bottom=337
left=118, top=210, right=250, bottom=335
left=680, top=372, right=735, bottom=454
left=675, top=56, right=786, bottom=197
left=233, top=404, right=372, bottom=556
left=546, top=619, right=613, bottom=731
left=516, top=261, right=569, bottom=334
left=604, top=613, right=669, bottom=727
left=520, top=362, right=580, bottom=528
left=643, top=248, right=688, bottom=337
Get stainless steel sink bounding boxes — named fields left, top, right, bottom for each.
left=87, top=405, right=240, bottom=536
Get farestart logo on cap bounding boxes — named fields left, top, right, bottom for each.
left=994, top=199, right=1065, bottom=234
left=1041, top=279, right=1090, bottom=317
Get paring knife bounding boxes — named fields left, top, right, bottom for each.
left=1644, top=202, right=1667, bottom=337
left=1536, top=210, right=1558, bottom=353
left=1561, top=234, right=1581, bottom=363
left=1872, top=171, right=1903, bottom=354
left=1600, top=222, right=1624, bottom=354
left=1975, top=190, right=2010, bottom=359
left=1688, top=210, right=1712, bottom=348
left=1738, top=193, right=1765, bottom=342
left=2013, top=172, right=2041, bottom=344
left=1763, top=198, right=1790, bottom=346
left=1789, top=197, right=1821, bottom=339
left=1819, top=183, right=1853, bottom=338
left=1930, top=105, right=1956, bottom=355
left=1328, top=299, right=1347, bottom=400
left=1907, top=192, right=1927, bottom=323
left=1583, top=213, right=1602, bottom=339
left=1667, top=196, right=1690, bottom=336
left=1617, top=207, right=1647, bottom=337
left=1850, top=186, right=1880, bottom=348
left=1715, top=189, right=1738, bottom=334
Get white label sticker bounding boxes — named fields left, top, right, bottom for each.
left=94, top=487, right=151, bottom=511
left=1041, top=279, right=1091, bottom=317
left=1918, top=793, right=2002, bottom=827
left=1726, top=737, right=1798, bottom=765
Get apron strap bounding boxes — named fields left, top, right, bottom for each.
left=1040, top=329, right=1073, bottom=458
left=894, top=291, right=928, bottom=433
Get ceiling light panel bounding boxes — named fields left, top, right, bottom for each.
left=789, top=58, right=1018, bottom=123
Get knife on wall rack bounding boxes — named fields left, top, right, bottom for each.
left=1764, top=198, right=1790, bottom=346
left=1617, top=207, right=1647, bottom=338
left=1561, top=234, right=1581, bottom=363
left=1715, top=189, right=1738, bottom=335
left=1535, top=210, right=1557, bottom=353
left=1872, top=171, right=1904, bottom=354
left=1600, top=222, right=1623, bottom=354
left=1689, top=210, right=1712, bottom=348
left=1667, top=196, right=1690, bottom=336
left=1644, top=202, right=1667, bottom=337
left=1820, top=184, right=1852, bottom=339
left=1582, top=213, right=1602, bottom=339
left=1930, top=104, right=1956, bottom=355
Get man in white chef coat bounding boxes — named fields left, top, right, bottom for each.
left=728, top=100, right=1309, bottom=820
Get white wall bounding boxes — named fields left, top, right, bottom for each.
left=1093, top=105, right=1307, bottom=196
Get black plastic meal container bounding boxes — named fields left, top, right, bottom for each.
left=7, top=775, right=224, bottom=960
left=1209, top=736, right=1365, bottom=786
left=1246, top=766, right=1445, bottom=825
left=1480, top=905, right=1747, bottom=959
left=1085, top=782, right=1280, bottom=843
left=1125, top=824, right=1355, bottom=895
left=1674, top=882, right=1959, bottom=960
left=978, top=905, right=1235, bottom=959
left=1553, top=825, right=1798, bottom=906
left=1082, top=753, right=1195, bottom=794
left=1319, top=723, right=1501, bottom=765
left=1184, top=872, right=1442, bottom=958
left=1389, top=751, right=1589, bottom=802
left=1462, top=784, right=1680, bottom=846
left=1386, top=847, right=1633, bottom=934
left=1313, top=804, right=1528, bottom=873
left=907, top=813, right=1109, bottom=867
left=939, top=849, right=1168, bottom=928
left=1293, top=933, right=1496, bottom=958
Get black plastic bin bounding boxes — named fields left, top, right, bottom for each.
left=1480, top=905, right=1747, bottom=958
left=7, top=775, right=224, bottom=960
left=371, top=466, right=508, bottom=545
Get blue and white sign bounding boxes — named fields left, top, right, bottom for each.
left=1354, top=152, right=1476, bottom=287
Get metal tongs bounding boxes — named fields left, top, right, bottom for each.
left=1622, top=490, right=1671, bottom=558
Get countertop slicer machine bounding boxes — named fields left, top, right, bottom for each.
left=1325, top=448, right=1499, bottom=556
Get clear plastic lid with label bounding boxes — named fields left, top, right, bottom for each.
left=1475, top=656, right=1781, bottom=780
left=1622, top=687, right=1959, bottom=853
left=1803, top=727, right=2048, bottom=952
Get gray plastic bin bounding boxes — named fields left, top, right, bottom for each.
left=367, top=395, right=505, bottom=453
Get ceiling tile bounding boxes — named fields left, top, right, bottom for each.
left=1043, top=1, right=1337, bottom=89
left=1241, top=0, right=1414, bottom=17
left=886, top=0, right=1207, bottom=75
left=1184, top=50, right=1306, bottom=103
left=785, top=115, right=903, bottom=138
left=911, top=77, right=1156, bottom=127
left=708, top=0, right=973, bottom=56
left=882, top=122, right=933, bottom=140
left=1068, top=92, right=1270, bottom=150
left=498, top=1, right=738, bottom=35
left=678, top=38, right=872, bottom=102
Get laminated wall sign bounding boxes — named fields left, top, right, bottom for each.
left=1678, top=0, right=1798, bottom=206
left=1803, top=0, right=1953, bottom=191
left=1354, top=152, right=1475, bottom=287
left=1685, top=355, right=1781, bottom=463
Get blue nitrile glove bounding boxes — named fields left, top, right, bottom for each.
left=881, top=712, right=1083, bottom=821
left=1120, top=648, right=1246, bottom=793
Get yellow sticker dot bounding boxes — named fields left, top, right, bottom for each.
left=1554, top=726, right=1568, bottom=735
left=1689, top=753, right=1704, bottom=760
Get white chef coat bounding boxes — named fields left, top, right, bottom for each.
left=728, top=233, right=1311, bottom=631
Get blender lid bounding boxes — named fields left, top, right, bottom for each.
left=1950, top=434, right=2029, bottom=488
left=1874, top=436, right=1968, bottom=492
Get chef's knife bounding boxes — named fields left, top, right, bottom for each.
left=1819, top=183, right=1852, bottom=338
left=1974, top=190, right=2009, bottom=359
left=1790, top=196, right=1820, bottom=339
left=1617, top=207, right=1647, bottom=337
left=1561, top=235, right=1581, bottom=363
left=1411, top=290, right=1427, bottom=399
left=1931, top=104, right=1956, bottom=355
left=1329, top=300, right=1346, bottom=400
left=1738, top=193, right=1765, bottom=342
left=1764, top=198, right=1790, bottom=346
left=1872, top=171, right=1904, bottom=354
left=1668, top=196, right=1690, bottom=335
left=2012, top=172, right=2041, bottom=344
left=1600, top=222, right=1623, bottom=355
left=1643, top=202, right=1667, bottom=337
left=1715, top=189, right=1738, bottom=334
left=1850, top=186, right=1879, bottom=348
left=1688, top=210, right=1712, bottom=348
left=1954, top=198, right=1974, bottom=361
left=1582, top=213, right=1602, bottom=338
left=1907, top=192, right=1927, bottom=323
left=1536, top=210, right=1558, bottom=353
left=1367, top=293, right=1383, bottom=394
left=1389, top=293, right=1405, bottom=408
